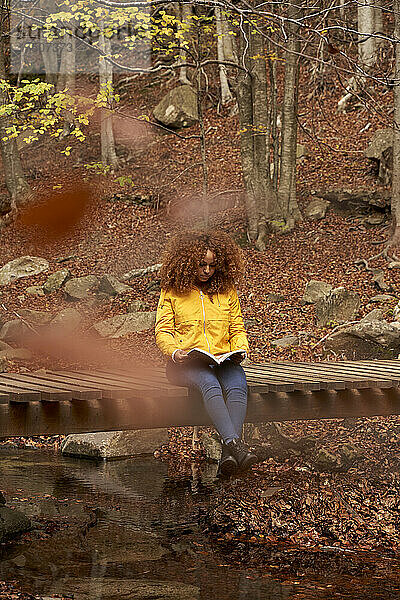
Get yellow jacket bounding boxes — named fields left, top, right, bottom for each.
left=155, top=287, right=249, bottom=358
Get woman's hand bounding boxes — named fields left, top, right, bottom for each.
left=174, top=349, right=189, bottom=363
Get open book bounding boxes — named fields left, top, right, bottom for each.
left=187, top=348, right=245, bottom=366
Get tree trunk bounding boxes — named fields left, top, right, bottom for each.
left=38, top=0, right=58, bottom=88
left=57, top=32, right=76, bottom=137
left=358, top=0, right=376, bottom=70
left=0, top=12, right=30, bottom=214
left=236, top=20, right=259, bottom=242
left=391, top=0, right=400, bottom=243
left=99, top=28, right=118, bottom=169
left=215, top=8, right=234, bottom=105
left=277, top=3, right=302, bottom=229
left=177, top=3, right=192, bottom=85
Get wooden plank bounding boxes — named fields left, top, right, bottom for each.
left=69, top=369, right=188, bottom=397
left=248, top=364, right=348, bottom=390
left=258, top=363, right=391, bottom=389
left=245, top=365, right=324, bottom=391
left=45, top=370, right=138, bottom=399
left=20, top=372, right=102, bottom=400
left=0, top=374, right=72, bottom=401
left=0, top=379, right=40, bottom=403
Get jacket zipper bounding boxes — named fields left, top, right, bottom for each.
left=199, top=291, right=211, bottom=352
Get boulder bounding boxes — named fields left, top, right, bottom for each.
left=153, top=85, right=198, bottom=129
left=0, top=506, right=31, bottom=542
left=313, top=447, right=342, bottom=472
left=305, top=199, right=330, bottom=220
left=364, top=128, right=393, bottom=185
left=393, top=300, right=400, bottom=321
left=201, top=433, right=222, bottom=462
left=325, top=321, right=400, bottom=359
left=61, top=429, right=169, bottom=460
left=315, top=287, right=361, bottom=326
left=92, top=311, right=156, bottom=338
left=64, top=275, right=99, bottom=300
left=0, top=256, right=49, bottom=286
left=97, top=274, right=131, bottom=297
left=0, top=348, right=32, bottom=361
left=128, top=299, right=147, bottom=312
left=0, top=341, right=13, bottom=351
left=271, top=335, right=299, bottom=348
left=0, top=319, right=30, bottom=344
left=302, top=280, right=333, bottom=305
left=360, top=308, right=385, bottom=323
left=43, top=269, right=70, bottom=294
left=57, top=579, right=199, bottom=600
left=25, top=285, right=45, bottom=296
left=18, top=308, right=53, bottom=326
left=50, top=308, right=82, bottom=331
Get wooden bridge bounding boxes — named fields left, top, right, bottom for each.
left=2, top=360, right=400, bottom=438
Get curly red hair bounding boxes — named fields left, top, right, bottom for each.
left=160, top=230, right=244, bottom=294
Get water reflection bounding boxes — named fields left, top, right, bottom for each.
left=0, top=449, right=292, bottom=600
left=1, top=449, right=400, bottom=599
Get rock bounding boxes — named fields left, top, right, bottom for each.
left=56, top=579, right=199, bottom=600
left=271, top=335, right=299, bottom=348
left=43, top=269, right=70, bottom=294
left=18, top=308, right=53, bottom=326
left=364, top=128, right=393, bottom=185
left=146, top=279, right=161, bottom=293
left=325, top=321, right=400, bottom=359
left=364, top=212, right=385, bottom=226
left=371, top=268, right=391, bottom=292
left=97, top=274, right=131, bottom=297
left=0, top=319, right=30, bottom=344
left=50, top=308, right=82, bottom=332
left=64, top=275, right=99, bottom=300
left=314, top=447, right=342, bottom=471
left=61, top=429, right=169, bottom=460
left=313, top=188, right=390, bottom=212
left=394, top=301, right=400, bottom=321
left=0, top=348, right=32, bottom=361
left=296, top=143, right=308, bottom=161
left=201, top=433, right=222, bottom=462
left=0, top=506, right=31, bottom=542
left=0, top=341, right=13, bottom=351
left=302, top=280, right=333, bottom=304
left=315, top=287, right=361, bottom=326
left=25, top=285, right=45, bottom=296
left=360, top=308, right=385, bottom=323
left=153, top=85, right=198, bottom=129
left=0, top=256, right=49, bottom=286
left=265, top=293, right=285, bottom=303
left=305, top=199, right=330, bottom=220
left=128, top=299, right=147, bottom=312
left=92, top=311, right=156, bottom=338
left=369, top=294, right=397, bottom=303
left=340, top=442, right=360, bottom=464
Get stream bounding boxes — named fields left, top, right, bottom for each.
left=0, top=448, right=400, bottom=599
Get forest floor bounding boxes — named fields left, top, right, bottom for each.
left=1, top=66, right=400, bottom=595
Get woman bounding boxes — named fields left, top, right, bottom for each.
left=155, top=230, right=258, bottom=475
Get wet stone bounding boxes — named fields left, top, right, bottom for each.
left=0, top=506, right=31, bottom=542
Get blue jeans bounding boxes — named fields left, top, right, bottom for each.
left=166, top=359, right=248, bottom=443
